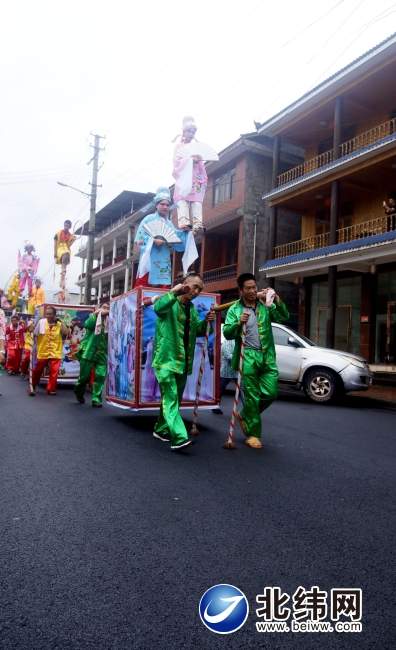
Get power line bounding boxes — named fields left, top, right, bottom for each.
left=256, top=2, right=395, bottom=124
left=280, top=0, right=346, bottom=49
left=314, top=4, right=396, bottom=81
left=306, top=0, right=368, bottom=64
left=97, top=3, right=350, bottom=199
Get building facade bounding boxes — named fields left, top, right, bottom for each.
left=258, top=34, right=396, bottom=368
left=77, top=191, right=154, bottom=303
left=178, top=134, right=302, bottom=324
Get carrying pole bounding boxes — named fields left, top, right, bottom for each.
left=223, top=319, right=247, bottom=450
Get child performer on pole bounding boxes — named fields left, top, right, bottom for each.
left=54, top=220, right=77, bottom=295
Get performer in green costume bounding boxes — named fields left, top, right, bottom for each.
left=151, top=273, right=214, bottom=450
left=74, top=303, right=109, bottom=407
left=224, top=273, right=289, bottom=449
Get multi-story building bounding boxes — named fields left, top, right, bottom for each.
left=180, top=133, right=302, bottom=324
left=76, top=139, right=302, bottom=325
left=258, top=34, right=396, bottom=367
left=77, top=190, right=154, bottom=303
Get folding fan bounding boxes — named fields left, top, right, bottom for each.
left=142, top=219, right=181, bottom=244
left=182, top=141, right=219, bottom=161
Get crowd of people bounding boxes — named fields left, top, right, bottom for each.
left=1, top=118, right=291, bottom=452
left=0, top=271, right=289, bottom=452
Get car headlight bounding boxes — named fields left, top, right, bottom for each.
left=348, top=359, right=367, bottom=370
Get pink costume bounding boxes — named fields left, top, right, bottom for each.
left=173, top=116, right=208, bottom=233
left=18, top=244, right=39, bottom=295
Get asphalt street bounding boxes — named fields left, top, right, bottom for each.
left=0, top=374, right=395, bottom=649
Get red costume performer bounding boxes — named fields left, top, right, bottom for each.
left=5, top=318, right=26, bottom=374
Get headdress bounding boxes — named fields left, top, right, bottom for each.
left=154, top=187, right=171, bottom=205
left=172, top=116, right=198, bottom=143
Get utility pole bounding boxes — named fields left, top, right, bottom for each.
left=84, top=133, right=105, bottom=304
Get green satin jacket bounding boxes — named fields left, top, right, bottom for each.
left=77, top=313, right=108, bottom=366
left=223, top=298, right=289, bottom=370
left=153, top=292, right=208, bottom=375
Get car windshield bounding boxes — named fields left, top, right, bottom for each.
left=297, top=333, right=317, bottom=346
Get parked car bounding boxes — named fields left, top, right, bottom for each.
left=272, top=323, right=372, bottom=403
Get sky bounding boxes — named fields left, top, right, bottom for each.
left=1, top=0, right=395, bottom=294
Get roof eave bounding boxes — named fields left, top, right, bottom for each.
left=257, top=33, right=396, bottom=137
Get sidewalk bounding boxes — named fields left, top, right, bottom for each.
left=350, top=383, right=396, bottom=406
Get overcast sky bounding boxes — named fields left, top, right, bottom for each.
left=1, top=0, right=395, bottom=293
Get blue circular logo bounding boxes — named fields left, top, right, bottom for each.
left=199, top=584, right=249, bottom=634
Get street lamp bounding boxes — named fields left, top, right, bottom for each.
left=56, top=181, right=92, bottom=199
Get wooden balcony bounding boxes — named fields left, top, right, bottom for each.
left=277, top=117, right=396, bottom=188
left=278, top=150, right=334, bottom=186
left=203, top=263, right=237, bottom=283
left=274, top=215, right=395, bottom=259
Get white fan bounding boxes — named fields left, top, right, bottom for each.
left=182, top=141, right=219, bottom=161
left=143, top=219, right=181, bottom=244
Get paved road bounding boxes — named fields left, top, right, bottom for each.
left=0, top=375, right=395, bottom=649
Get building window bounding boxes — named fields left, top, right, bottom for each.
left=213, top=168, right=236, bottom=206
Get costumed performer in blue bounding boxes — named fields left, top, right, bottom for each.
left=134, top=187, right=198, bottom=288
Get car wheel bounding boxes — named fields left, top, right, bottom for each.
left=303, top=368, right=339, bottom=403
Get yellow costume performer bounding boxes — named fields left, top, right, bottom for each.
left=7, top=273, right=20, bottom=309
left=54, top=220, right=76, bottom=299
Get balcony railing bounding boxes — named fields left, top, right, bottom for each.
left=203, top=263, right=237, bottom=283
left=278, top=150, right=334, bottom=186
left=274, top=215, right=395, bottom=259
left=277, top=117, right=396, bottom=188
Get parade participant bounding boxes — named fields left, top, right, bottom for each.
left=5, top=314, right=26, bottom=375
left=383, top=196, right=396, bottom=230
left=27, top=278, right=46, bottom=315
left=223, top=273, right=289, bottom=449
left=74, top=304, right=109, bottom=407
left=54, top=220, right=77, bottom=294
left=18, top=243, right=39, bottom=297
left=152, top=273, right=215, bottom=450
left=20, top=319, right=34, bottom=376
left=0, top=307, right=6, bottom=365
left=173, top=116, right=209, bottom=234
left=134, top=188, right=186, bottom=288
left=6, top=273, right=20, bottom=309
left=30, top=306, right=70, bottom=395
left=0, top=288, right=11, bottom=310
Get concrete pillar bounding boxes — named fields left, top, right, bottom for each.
left=126, top=226, right=132, bottom=258
left=268, top=135, right=280, bottom=287
left=98, top=277, right=102, bottom=304
left=100, top=244, right=104, bottom=269
left=326, top=97, right=342, bottom=348
left=112, top=238, right=117, bottom=264
left=124, top=267, right=130, bottom=293
left=110, top=273, right=114, bottom=297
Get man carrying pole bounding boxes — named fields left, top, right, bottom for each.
left=74, top=304, right=109, bottom=408
left=151, top=273, right=215, bottom=451
left=223, top=273, right=289, bottom=449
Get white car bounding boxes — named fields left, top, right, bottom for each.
left=272, top=323, right=373, bottom=403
